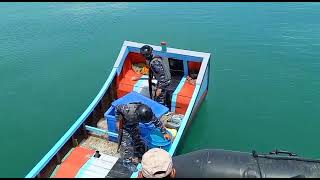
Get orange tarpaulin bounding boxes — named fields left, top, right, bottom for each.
left=54, top=146, right=95, bottom=178
left=176, top=81, right=196, bottom=115
left=117, top=70, right=142, bottom=98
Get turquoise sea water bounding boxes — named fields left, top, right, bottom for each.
left=1, top=2, right=320, bottom=177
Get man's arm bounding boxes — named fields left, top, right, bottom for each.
left=115, top=105, right=126, bottom=128
left=115, top=105, right=125, bottom=120
left=150, top=114, right=167, bottom=135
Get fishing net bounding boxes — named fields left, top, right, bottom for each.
left=160, top=112, right=184, bottom=130
left=132, top=63, right=149, bottom=75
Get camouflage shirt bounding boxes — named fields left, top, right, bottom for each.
left=149, top=57, right=171, bottom=89
left=115, top=102, right=167, bottom=134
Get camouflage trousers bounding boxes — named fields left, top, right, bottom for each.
left=119, top=126, right=146, bottom=162
left=154, top=87, right=168, bottom=106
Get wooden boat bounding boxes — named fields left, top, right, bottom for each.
left=25, top=41, right=211, bottom=178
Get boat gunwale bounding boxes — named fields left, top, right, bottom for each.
left=25, top=41, right=211, bottom=178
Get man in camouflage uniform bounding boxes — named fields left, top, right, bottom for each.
left=140, top=45, right=172, bottom=107
left=115, top=102, right=171, bottom=171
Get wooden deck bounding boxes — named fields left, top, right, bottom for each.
left=79, top=135, right=119, bottom=157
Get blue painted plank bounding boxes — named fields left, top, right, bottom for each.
left=171, top=76, right=187, bottom=112
left=85, top=125, right=118, bottom=138
left=195, top=66, right=209, bottom=105
left=168, top=85, right=201, bottom=156
left=128, top=46, right=203, bottom=62
left=114, top=47, right=129, bottom=75
left=183, top=60, right=189, bottom=76
left=113, top=42, right=129, bottom=68
left=124, top=41, right=210, bottom=60
left=196, top=54, right=210, bottom=85
left=207, top=57, right=211, bottom=90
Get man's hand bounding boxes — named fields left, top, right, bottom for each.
left=116, top=121, right=119, bottom=130
left=131, top=157, right=140, bottom=165
left=164, top=133, right=171, bottom=140
left=156, top=88, right=162, bottom=97
left=131, top=76, right=138, bottom=81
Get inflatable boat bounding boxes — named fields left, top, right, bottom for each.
left=173, top=149, right=320, bottom=178
left=25, top=41, right=211, bottom=178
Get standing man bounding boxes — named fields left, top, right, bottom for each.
left=115, top=102, right=171, bottom=171
left=140, top=45, right=172, bottom=107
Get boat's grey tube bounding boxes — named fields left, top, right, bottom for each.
left=173, top=149, right=320, bottom=178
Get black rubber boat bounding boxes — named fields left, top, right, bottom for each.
left=173, top=149, right=320, bottom=178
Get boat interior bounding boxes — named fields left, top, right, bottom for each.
left=30, top=42, right=208, bottom=178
